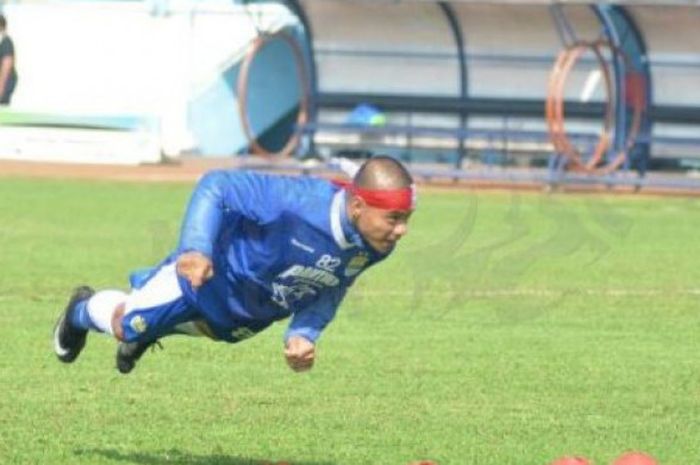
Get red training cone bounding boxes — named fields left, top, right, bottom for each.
left=612, top=452, right=658, bottom=465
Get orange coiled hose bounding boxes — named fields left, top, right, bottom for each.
left=237, top=31, right=310, bottom=158
left=546, top=40, right=644, bottom=174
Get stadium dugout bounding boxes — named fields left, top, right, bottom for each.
left=236, top=0, right=700, bottom=189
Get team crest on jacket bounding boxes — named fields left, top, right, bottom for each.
left=344, top=252, right=369, bottom=277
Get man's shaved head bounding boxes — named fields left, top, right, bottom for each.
left=353, top=156, right=413, bottom=190
left=347, top=156, right=414, bottom=254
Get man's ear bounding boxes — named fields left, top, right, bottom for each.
left=348, top=195, right=364, bottom=222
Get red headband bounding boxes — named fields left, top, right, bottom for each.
left=334, top=180, right=416, bottom=211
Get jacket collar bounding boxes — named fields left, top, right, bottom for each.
left=330, top=190, right=362, bottom=250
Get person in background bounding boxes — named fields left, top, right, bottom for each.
left=0, top=13, right=18, bottom=105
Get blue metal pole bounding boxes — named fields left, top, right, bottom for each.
left=549, top=4, right=578, bottom=47
left=283, top=0, right=319, bottom=155
left=438, top=1, right=468, bottom=169
left=592, top=4, right=627, bottom=165
left=615, top=5, right=653, bottom=177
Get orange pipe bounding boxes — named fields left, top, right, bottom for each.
left=237, top=31, right=310, bottom=158
left=546, top=40, right=642, bottom=175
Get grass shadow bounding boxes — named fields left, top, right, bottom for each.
left=76, top=448, right=335, bottom=465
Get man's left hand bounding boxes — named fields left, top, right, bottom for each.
left=284, top=336, right=315, bottom=372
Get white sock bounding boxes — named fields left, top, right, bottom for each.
left=87, top=290, right=127, bottom=335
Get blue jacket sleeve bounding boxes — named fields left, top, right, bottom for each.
left=177, top=170, right=285, bottom=257
left=284, top=287, right=347, bottom=344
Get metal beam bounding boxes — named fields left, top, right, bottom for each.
left=345, top=0, right=700, bottom=6
left=317, top=93, right=700, bottom=124
left=437, top=1, right=468, bottom=167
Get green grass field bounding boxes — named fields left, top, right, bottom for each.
left=2, top=177, right=700, bottom=465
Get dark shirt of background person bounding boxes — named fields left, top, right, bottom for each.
left=0, top=14, right=18, bottom=105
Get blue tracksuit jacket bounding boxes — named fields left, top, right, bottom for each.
left=173, top=170, right=389, bottom=343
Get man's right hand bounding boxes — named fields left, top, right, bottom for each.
left=176, top=251, right=213, bottom=288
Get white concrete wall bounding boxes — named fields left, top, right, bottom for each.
left=304, top=0, right=460, bottom=96
left=455, top=3, right=603, bottom=100
left=303, top=1, right=700, bottom=107
left=1, top=0, right=297, bottom=156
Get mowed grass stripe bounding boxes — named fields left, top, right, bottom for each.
left=1, top=178, right=699, bottom=465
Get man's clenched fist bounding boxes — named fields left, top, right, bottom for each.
left=176, top=251, right=214, bottom=288
left=284, top=336, right=315, bottom=372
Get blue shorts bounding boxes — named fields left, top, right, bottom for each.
left=121, top=261, right=267, bottom=344
left=121, top=262, right=200, bottom=343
